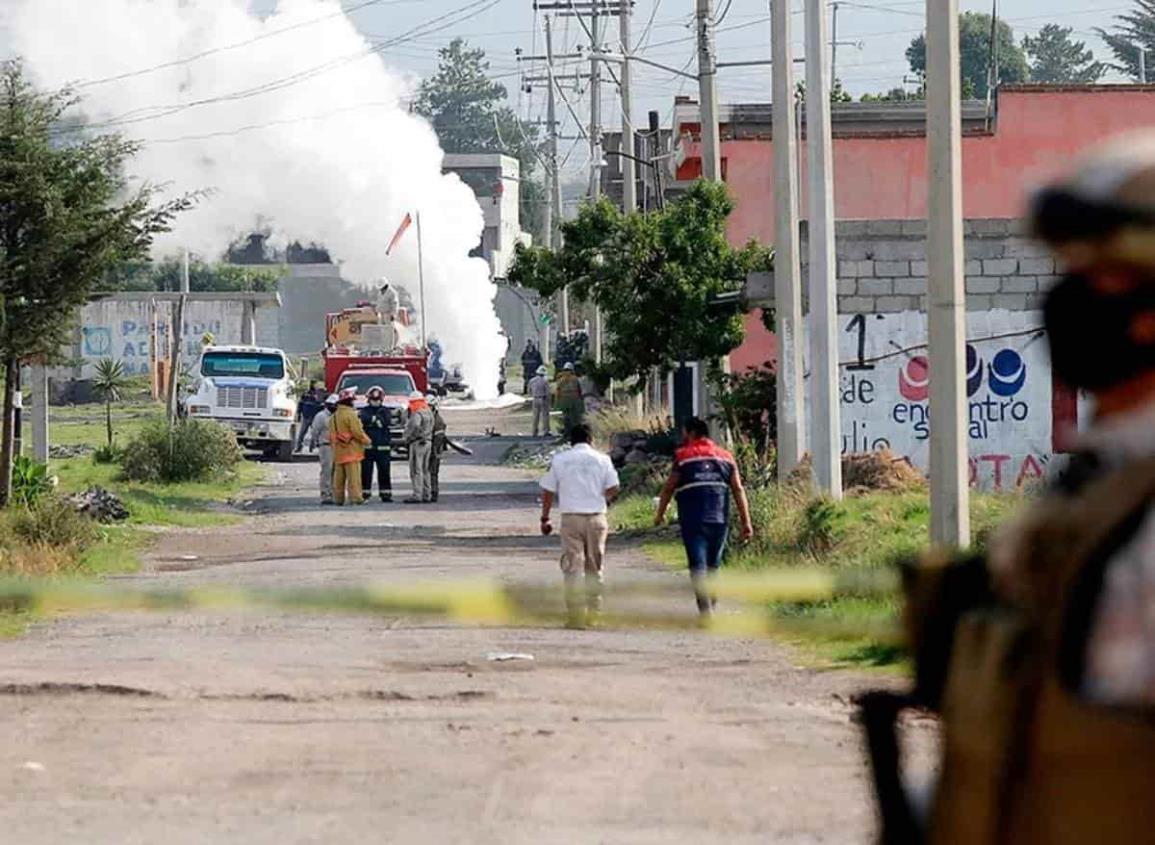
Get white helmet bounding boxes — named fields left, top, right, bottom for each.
left=324, top=394, right=339, bottom=406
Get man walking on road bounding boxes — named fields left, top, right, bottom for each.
left=539, top=424, right=620, bottom=628
left=306, top=393, right=338, bottom=505
left=330, top=387, right=371, bottom=506
left=528, top=365, right=552, bottom=437
left=359, top=385, right=393, bottom=503
left=520, top=339, right=543, bottom=394
left=655, top=417, right=754, bottom=619
left=404, top=391, right=434, bottom=503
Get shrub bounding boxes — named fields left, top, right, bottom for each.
left=93, top=444, right=124, bottom=465
left=712, top=363, right=777, bottom=450
left=0, top=541, right=79, bottom=577
left=8, top=496, right=98, bottom=551
left=618, top=459, right=670, bottom=497
left=120, top=419, right=243, bottom=483
left=796, top=497, right=843, bottom=557
left=11, top=456, right=54, bottom=507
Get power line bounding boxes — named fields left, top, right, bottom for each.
left=56, top=0, right=505, bottom=136
left=75, top=0, right=418, bottom=90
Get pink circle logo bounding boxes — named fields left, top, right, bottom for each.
left=899, top=355, right=930, bottom=402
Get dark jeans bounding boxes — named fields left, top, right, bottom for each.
left=361, top=449, right=392, bottom=498
left=296, top=411, right=318, bottom=449
left=429, top=447, right=442, bottom=501
left=681, top=522, right=728, bottom=613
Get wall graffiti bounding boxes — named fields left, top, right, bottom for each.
left=806, top=309, right=1052, bottom=491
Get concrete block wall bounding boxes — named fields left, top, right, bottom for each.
left=800, top=218, right=1057, bottom=314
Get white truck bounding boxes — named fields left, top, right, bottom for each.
left=184, top=345, right=299, bottom=460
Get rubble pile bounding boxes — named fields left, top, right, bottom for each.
left=842, top=450, right=926, bottom=494
left=49, top=444, right=94, bottom=459
left=68, top=486, right=130, bottom=523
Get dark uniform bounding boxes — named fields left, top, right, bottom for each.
left=429, top=405, right=448, bottom=502
left=359, top=404, right=393, bottom=502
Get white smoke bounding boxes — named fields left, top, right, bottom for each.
left=1, top=0, right=506, bottom=398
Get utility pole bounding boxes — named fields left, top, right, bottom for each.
left=805, top=0, right=842, bottom=499
left=588, top=0, right=603, bottom=200
left=619, top=0, right=636, bottom=212
left=830, top=2, right=840, bottom=86
left=927, top=0, right=970, bottom=546
left=772, top=0, right=806, bottom=477
left=696, top=0, right=722, bottom=181
left=544, top=15, right=569, bottom=334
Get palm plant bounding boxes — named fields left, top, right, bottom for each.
left=92, top=358, right=129, bottom=450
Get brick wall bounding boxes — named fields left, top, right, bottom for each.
left=799, top=218, right=1057, bottom=314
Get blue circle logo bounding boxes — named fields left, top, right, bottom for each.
left=988, top=348, right=1027, bottom=397
left=966, top=344, right=984, bottom=397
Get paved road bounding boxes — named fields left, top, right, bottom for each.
left=0, top=406, right=909, bottom=843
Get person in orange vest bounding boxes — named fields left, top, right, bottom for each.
left=329, top=387, right=371, bottom=506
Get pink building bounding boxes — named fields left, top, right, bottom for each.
left=664, top=85, right=1155, bottom=373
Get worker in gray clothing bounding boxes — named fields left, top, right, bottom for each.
left=307, top=394, right=339, bottom=505
left=427, top=393, right=449, bottom=502
left=527, top=365, right=552, bottom=437
left=404, top=391, right=435, bottom=503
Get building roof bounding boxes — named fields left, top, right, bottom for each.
left=442, top=152, right=521, bottom=176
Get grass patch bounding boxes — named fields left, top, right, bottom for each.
left=613, top=485, right=1025, bottom=670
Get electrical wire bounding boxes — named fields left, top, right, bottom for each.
left=54, top=0, right=506, bottom=136
left=75, top=0, right=418, bottom=90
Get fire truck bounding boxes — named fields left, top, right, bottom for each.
left=321, top=303, right=428, bottom=453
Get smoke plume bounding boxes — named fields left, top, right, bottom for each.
left=1, top=0, right=506, bottom=397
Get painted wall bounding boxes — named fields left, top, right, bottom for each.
left=77, top=299, right=245, bottom=378
left=676, top=87, right=1155, bottom=246
left=806, top=309, right=1050, bottom=491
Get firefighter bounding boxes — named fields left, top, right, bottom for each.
left=306, top=394, right=338, bottom=505
left=428, top=393, right=447, bottom=503
left=359, top=385, right=393, bottom=503
left=329, top=387, right=371, bottom=506
left=403, top=391, right=434, bottom=504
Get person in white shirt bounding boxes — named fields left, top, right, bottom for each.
left=539, top=424, right=621, bottom=628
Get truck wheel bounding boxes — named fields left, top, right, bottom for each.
left=275, top=441, right=294, bottom=462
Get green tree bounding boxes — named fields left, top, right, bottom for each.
left=907, top=12, right=1029, bottom=99
left=100, top=258, right=280, bottom=293
left=1023, top=24, right=1106, bottom=83
left=794, top=77, right=854, bottom=104
left=0, top=62, right=189, bottom=506
left=1098, top=1, right=1155, bottom=82
left=414, top=39, right=546, bottom=243
left=92, top=358, right=130, bottom=450
left=508, top=181, right=770, bottom=383
left=859, top=86, right=924, bottom=103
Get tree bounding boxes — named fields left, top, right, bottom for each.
left=907, top=12, right=1029, bottom=99
left=0, top=62, right=189, bottom=506
left=1098, top=1, right=1155, bottom=82
left=859, top=86, right=924, bottom=103
left=414, top=39, right=546, bottom=243
left=1023, top=24, right=1106, bottom=83
left=100, top=258, right=280, bottom=293
left=794, top=78, right=854, bottom=104
left=508, top=181, right=770, bottom=383
left=92, top=358, right=130, bottom=450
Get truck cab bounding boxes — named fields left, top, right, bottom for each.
left=184, top=345, right=298, bottom=460
left=332, top=365, right=416, bottom=456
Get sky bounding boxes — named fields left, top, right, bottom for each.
left=242, top=0, right=1132, bottom=178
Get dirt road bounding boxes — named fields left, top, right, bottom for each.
left=0, top=405, right=903, bottom=844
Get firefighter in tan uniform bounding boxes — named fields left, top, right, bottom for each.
left=863, top=133, right=1155, bottom=845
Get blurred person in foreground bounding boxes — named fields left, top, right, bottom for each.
left=864, top=134, right=1155, bottom=845
left=654, top=417, right=753, bottom=619
left=538, top=424, right=620, bottom=628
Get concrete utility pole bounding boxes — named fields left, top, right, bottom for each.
left=588, top=1, right=603, bottom=200
left=805, top=0, right=843, bottom=499
left=926, top=0, right=970, bottom=546
left=772, top=0, right=806, bottom=477
left=29, top=361, right=48, bottom=463
left=618, top=0, right=636, bottom=212
left=544, top=15, right=569, bottom=334
left=696, top=0, right=722, bottom=181
left=830, top=2, right=840, bottom=85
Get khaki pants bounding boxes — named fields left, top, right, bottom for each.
left=560, top=513, right=609, bottom=624
left=333, top=460, right=363, bottom=505
left=408, top=440, right=432, bottom=501
left=318, top=445, right=334, bottom=503
left=532, top=397, right=551, bottom=436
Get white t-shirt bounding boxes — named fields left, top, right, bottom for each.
left=539, top=444, right=620, bottom=515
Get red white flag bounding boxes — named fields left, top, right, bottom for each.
left=386, top=212, right=413, bottom=255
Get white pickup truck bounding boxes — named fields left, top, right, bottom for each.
left=184, top=345, right=298, bottom=460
